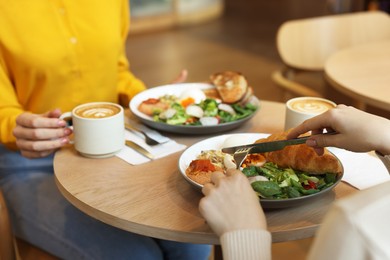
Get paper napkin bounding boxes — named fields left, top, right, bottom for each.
left=329, top=147, right=390, bottom=190
left=116, top=130, right=186, bottom=165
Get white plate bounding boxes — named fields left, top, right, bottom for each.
left=129, top=83, right=259, bottom=134
left=179, top=133, right=267, bottom=188
left=178, top=133, right=343, bottom=209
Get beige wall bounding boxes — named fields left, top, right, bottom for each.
left=130, top=0, right=224, bottom=34
left=224, top=0, right=366, bottom=24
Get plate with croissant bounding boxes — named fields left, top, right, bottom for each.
left=178, top=132, right=343, bottom=208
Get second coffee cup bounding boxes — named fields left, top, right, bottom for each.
left=60, top=102, right=125, bottom=158
left=284, top=97, right=336, bottom=130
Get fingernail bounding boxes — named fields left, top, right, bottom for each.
left=58, top=120, right=66, bottom=127
left=64, top=128, right=72, bottom=135
left=61, top=138, right=69, bottom=144
left=306, top=139, right=317, bottom=147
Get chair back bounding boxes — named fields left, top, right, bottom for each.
left=277, top=11, right=390, bottom=71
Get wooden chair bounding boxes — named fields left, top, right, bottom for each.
left=1, top=188, right=58, bottom=260
left=272, top=11, right=390, bottom=105
left=0, top=188, right=18, bottom=260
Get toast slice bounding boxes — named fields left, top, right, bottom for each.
left=202, top=88, right=222, bottom=101
left=210, top=71, right=248, bottom=104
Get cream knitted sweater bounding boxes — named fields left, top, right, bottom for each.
left=220, top=154, right=390, bottom=260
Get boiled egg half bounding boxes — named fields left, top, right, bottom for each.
left=222, top=134, right=253, bottom=149
left=179, top=88, right=206, bottom=107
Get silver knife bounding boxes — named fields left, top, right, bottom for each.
left=125, top=140, right=155, bottom=160
left=221, top=132, right=336, bottom=154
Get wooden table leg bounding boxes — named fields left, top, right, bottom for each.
left=213, top=245, right=223, bottom=260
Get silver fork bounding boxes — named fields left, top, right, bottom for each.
left=125, top=123, right=160, bottom=146
left=233, top=147, right=253, bottom=169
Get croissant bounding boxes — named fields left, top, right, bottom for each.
left=255, top=131, right=342, bottom=175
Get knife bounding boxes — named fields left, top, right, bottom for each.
left=221, top=132, right=336, bottom=154
left=125, top=140, right=155, bottom=160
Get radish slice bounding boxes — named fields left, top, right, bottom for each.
left=159, top=108, right=176, bottom=119
left=186, top=105, right=204, bottom=118
left=248, top=175, right=269, bottom=184
left=224, top=154, right=236, bottom=169
left=218, top=103, right=236, bottom=115
left=247, top=96, right=260, bottom=107
left=200, top=117, right=219, bottom=126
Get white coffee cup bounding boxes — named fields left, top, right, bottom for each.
left=60, top=102, right=125, bottom=158
left=284, top=97, right=337, bottom=130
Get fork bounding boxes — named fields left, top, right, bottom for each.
left=125, top=123, right=160, bottom=145
left=233, top=147, right=253, bottom=169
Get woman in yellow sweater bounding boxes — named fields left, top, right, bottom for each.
left=0, top=1, right=210, bottom=259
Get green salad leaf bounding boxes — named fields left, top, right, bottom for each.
left=245, top=162, right=338, bottom=199
left=199, top=99, right=218, bottom=117
left=151, top=96, right=257, bottom=126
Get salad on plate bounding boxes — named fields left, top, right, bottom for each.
left=141, top=92, right=257, bottom=126
left=183, top=132, right=343, bottom=202
left=137, top=71, right=259, bottom=127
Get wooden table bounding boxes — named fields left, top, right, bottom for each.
left=54, top=100, right=358, bottom=244
left=325, top=40, right=390, bottom=111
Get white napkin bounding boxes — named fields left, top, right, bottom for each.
left=329, top=147, right=390, bottom=190
left=116, top=130, right=187, bottom=165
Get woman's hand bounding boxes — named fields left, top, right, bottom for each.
left=170, top=69, right=188, bottom=84
left=199, top=169, right=267, bottom=237
left=13, top=109, right=72, bottom=158
left=287, top=105, right=390, bottom=155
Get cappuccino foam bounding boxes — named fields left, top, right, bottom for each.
left=290, top=99, right=335, bottom=114
left=76, top=104, right=120, bottom=119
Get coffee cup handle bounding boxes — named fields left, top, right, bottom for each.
left=59, top=112, right=74, bottom=144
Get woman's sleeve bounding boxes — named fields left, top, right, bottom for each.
left=307, top=205, right=365, bottom=260
left=116, top=0, right=146, bottom=107
left=0, top=58, right=24, bottom=147
left=308, top=180, right=390, bottom=260
left=220, top=229, right=272, bottom=260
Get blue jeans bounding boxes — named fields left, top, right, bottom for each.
left=0, top=145, right=211, bottom=259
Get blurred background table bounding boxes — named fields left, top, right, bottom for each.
left=325, top=40, right=390, bottom=111
left=53, top=100, right=358, bottom=245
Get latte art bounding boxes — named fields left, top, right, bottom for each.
left=290, top=100, right=335, bottom=114
left=285, top=97, right=336, bottom=130
left=75, top=104, right=120, bottom=119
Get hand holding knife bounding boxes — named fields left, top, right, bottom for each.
left=222, top=131, right=337, bottom=154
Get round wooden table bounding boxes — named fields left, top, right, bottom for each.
left=325, top=40, right=390, bottom=111
left=54, top=100, right=358, bottom=244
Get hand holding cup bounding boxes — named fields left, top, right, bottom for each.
left=60, top=102, right=124, bottom=158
